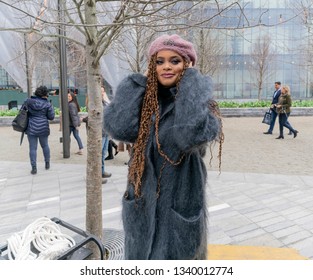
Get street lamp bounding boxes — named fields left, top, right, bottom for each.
left=58, top=0, right=70, bottom=158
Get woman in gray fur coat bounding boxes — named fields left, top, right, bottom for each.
left=104, top=34, right=222, bottom=260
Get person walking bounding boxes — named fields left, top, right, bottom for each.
left=264, top=81, right=281, bottom=135
left=105, top=139, right=119, bottom=160
left=25, top=86, right=55, bottom=175
left=101, top=86, right=112, bottom=183
left=104, top=34, right=222, bottom=260
left=275, top=85, right=298, bottom=139
left=68, top=92, right=83, bottom=155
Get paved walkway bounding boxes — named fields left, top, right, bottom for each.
left=0, top=116, right=313, bottom=259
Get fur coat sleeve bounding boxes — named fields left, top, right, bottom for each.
left=170, top=68, right=220, bottom=152
left=104, top=73, right=147, bottom=143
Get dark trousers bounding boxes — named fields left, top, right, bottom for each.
left=268, top=108, right=291, bottom=134
left=107, top=140, right=118, bottom=158
left=268, top=108, right=278, bottom=133
left=278, top=112, right=296, bottom=136
left=27, top=135, right=50, bottom=168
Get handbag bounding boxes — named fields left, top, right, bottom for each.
left=12, top=102, right=29, bottom=145
left=12, top=103, right=28, bottom=132
left=262, top=109, right=272, bottom=125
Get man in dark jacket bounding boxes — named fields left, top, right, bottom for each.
left=264, top=81, right=281, bottom=135
left=25, top=86, right=55, bottom=174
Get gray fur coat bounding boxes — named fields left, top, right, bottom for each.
left=104, top=68, right=221, bottom=260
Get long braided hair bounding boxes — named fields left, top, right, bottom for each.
left=208, top=100, right=224, bottom=172
left=128, top=54, right=188, bottom=198
left=128, top=54, right=223, bottom=199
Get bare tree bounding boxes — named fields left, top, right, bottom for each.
left=112, top=24, right=155, bottom=74
left=12, top=33, right=40, bottom=95
left=67, top=41, right=87, bottom=90
left=11, top=28, right=86, bottom=96
left=289, top=0, right=313, bottom=97
left=250, top=35, right=274, bottom=100
left=194, top=28, right=224, bottom=76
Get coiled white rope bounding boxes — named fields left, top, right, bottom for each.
left=7, top=217, right=76, bottom=260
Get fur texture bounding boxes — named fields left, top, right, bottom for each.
left=148, top=34, right=197, bottom=66
left=104, top=68, right=221, bottom=259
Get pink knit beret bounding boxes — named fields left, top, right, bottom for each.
left=148, top=34, right=197, bottom=66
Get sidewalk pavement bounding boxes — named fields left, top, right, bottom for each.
left=1, top=117, right=313, bottom=259
left=1, top=160, right=313, bottom=259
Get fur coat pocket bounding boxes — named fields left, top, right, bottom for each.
left=169, top=208, right=205, bottom=259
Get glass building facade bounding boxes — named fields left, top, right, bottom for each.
left=0, top=0, right=312, bottom=99
left=0, top=66, right=19, bottom=89
left=202, top=1, right=312, bottom=99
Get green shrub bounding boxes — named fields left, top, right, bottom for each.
left=1, top=100, right=312, bottom=115
left=217, top=100, right=313, bottom=108
left=0, top=107, right=61, bottom=116
left=0, top=109, right=18, bottom=116
left=293, top=100, right=313, bottom=107
left=80, top=106, right=87, bottom=112
left=54, top=107, right=60, bottom=116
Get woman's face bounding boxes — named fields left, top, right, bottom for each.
left=156, top=50, right=185, bottom=88
left=68, top=93, right=72, bottom=102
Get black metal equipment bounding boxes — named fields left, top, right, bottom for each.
left=8, top=100, right=18, bottom=110
left=0, top=217, right=105, bottom=260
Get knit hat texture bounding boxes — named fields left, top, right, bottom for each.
left=148, top=34, right=197, bottom=66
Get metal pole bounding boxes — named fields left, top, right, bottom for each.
left=24, top=33, right=31, bottom=97
left=58, top=0, right=70, bottom=158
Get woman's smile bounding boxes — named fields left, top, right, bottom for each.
left=161, top=73, right=175, bottom=78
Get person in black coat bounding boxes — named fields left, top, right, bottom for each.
left=25, top=86, right=55, bottom=174
left=68, top=92, right=84, bottom=155
left=264, top=81, right=281, bottom=134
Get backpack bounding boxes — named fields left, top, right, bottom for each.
left=12, top=102, right=29, bottom=145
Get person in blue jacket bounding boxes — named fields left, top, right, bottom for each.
left=104, top=34, right=222, bottom=259
left=25, top=86, right=55, bottom=174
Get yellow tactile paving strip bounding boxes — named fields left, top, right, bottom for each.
left=208, top=245, right=308, bottom=260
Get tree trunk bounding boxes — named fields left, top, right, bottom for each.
left=84, top=0, right=103, bottom=260
left=258, top=75, right=263, bottom=100
left=258, top=87, right=262, bottom=100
